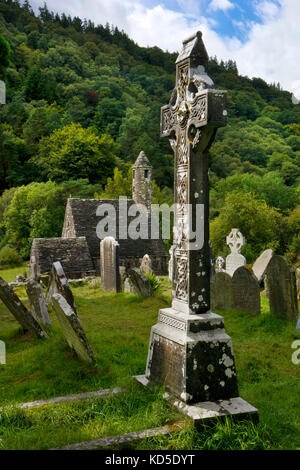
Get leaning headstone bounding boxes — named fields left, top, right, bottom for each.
left=52, top=293, right=96, bottom=364
left=266, top=255, right=298, bottom=321
left=252, top=249, right=273, bottom=284
left=100, top=237, right=121, bottom=292
left=0, top=277, right=47, bottom=338
left=140, top=254, right=152, bottom=275
left=128, top=268, right=152, bottom=297
left=215, top=256, right=225, bottom=273
left=124, top=277, right=136, bottom=294
left=211, top=272, right=234, bottom=310
left=226, top=229, right=246, bottom=277
left=119, top=267, right=127, bottom=287
left=232, top=267, right=260, bottom=316
left=26, top=280, right=51, bottom=328
left=0, top=80, right=6, bottom=105
left=46, top=261, right=77, bottom=314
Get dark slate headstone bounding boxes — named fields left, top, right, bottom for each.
left=266, top=255, right=298, bottom=321
left=128, top=268, right=152, bottom=297
left=100, top=237, right=121, bottom=292
left=0, top=277, right=47, bottom=338
left=232, top=267, right=261, bottom=316
left=211, top=272, right=234, bottom=310
left=52, top=293, right=96, bottom=364
left=26, top=280, right=51, bottom=328
left=46, top=262, right=77, bottom=314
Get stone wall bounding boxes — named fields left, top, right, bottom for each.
left=30, top=237, right=95, bottom=280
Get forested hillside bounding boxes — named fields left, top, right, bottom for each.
left=0, top=0, right=299, bottom=264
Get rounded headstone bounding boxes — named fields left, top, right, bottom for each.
left=232, top=266, right=260, bottom=316
left=266, top=255, right=298, bottom=320
left=211, top=272, right=233, bottom=310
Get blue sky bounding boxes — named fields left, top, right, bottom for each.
left=29, top=0, right=300, bottom=98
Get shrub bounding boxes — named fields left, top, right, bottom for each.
left=0, top=245, right=23, bottom=267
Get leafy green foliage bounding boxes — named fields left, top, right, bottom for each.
left=0, top=0, right=299, bottom=263
left=0, top=245, right=22, bottom=267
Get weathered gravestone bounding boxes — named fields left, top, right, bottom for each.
left=52, top=293, right=96, bottom=364
left=226, top=229, right=246, bottom=277
left=210, top=272, right=233, bottom=310
left=297, top=268, right=300, bottom=300
left=232, top=267, right=260, bottom=316
left=0, top=80, right=6, bottom=105
left=252, top=249, right=273, bottom=284
left=137, top=31, right=257, bottom=422
left=296, top=316, right=300, bottom=332
left=124, top=277, right=136, bottom=294
left=266, top=255, right=298, bottom=321
left=140, top=254, right=153, bottom=275
left=215, top=256, right=225, bottom=273
left=0, top=277, right=47, bottom=339
left=128, top=268, right=152, bottom=297
left=26, top=280, right=51, bottom=328
left=100, top=237, right=121, bottom=293
left=46, top=261, right=77, bottom=314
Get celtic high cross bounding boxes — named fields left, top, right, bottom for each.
left=161, top=31, right=227, bottom=314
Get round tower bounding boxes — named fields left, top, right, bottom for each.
left=132, top=151, right=152, bottom=210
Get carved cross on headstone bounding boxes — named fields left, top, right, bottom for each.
left=161, top=31, right=227, bottom=314
left=226, top=228, right=245, bottom=254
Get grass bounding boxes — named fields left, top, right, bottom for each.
left=0, top=268, right=299, bottom=450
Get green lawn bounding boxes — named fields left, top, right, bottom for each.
left=0, top=269, right=299, bottom=450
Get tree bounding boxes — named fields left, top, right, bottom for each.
left=210, top=192, right=284, bottom=262
left=0, top=35, right=11, bottom=77
left=33, top=123, right=119, bottom=185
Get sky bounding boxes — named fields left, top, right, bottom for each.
left=29, top=0, right=300, bottom=99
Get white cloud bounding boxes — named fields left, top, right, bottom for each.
left=29, top=0, right=300, bottom=98
left=233, top=0, right=300, bottom=98
left=254, top=1, right=280, bottom=21
left=209, top=0, right=235, bottom=12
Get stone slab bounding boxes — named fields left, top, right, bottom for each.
left=26, top=279, right=51, bottom=327
left=46, top=261, right=77, bottom=314
left=128, top=268, right=152, bottom=297
left=296, top=317, right=300, bottom=332
left=53, top=422, right=185, bottom=450
left=169, top=396, right=259, bottom=423
left=135, top=375, right=258, bottom=423
left=19, top=387, right=124, bottom=410
left=0, top=277, right=47, bottom=339
left=52, top=293, right=96, bottom=364
left=252, top=249, right=273, bottom=284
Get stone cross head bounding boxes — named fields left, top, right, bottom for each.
left=226, top=229, right=245, bottom=255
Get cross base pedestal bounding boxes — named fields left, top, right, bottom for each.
left=134, top=307, right=258, bottom=424
left=135, top=375, right=258, bottom=425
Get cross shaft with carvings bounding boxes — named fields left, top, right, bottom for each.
left=160, top=31, right=227, bottom=315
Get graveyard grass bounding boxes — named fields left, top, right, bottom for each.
left=0, top=271, right=299, bottom=450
